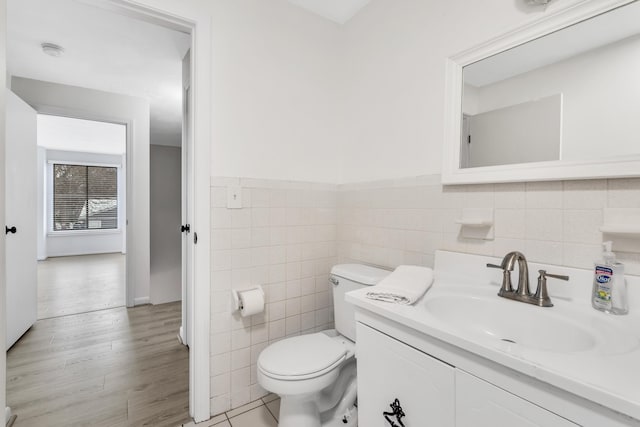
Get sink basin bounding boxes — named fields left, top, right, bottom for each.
left=425, top=294, right=599, bottom=353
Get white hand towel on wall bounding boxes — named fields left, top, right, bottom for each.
left=366, top=265, right=433, bottom=305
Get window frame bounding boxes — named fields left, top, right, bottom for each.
left=47, top=160, right=123, bottom=236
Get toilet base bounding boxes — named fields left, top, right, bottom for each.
left=275, top=361, right=358, bottom=427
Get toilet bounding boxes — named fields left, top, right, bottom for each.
left=257, top=264, right=389, bottom=427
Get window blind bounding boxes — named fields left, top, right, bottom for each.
left=52, top=164, right=118, bottom=231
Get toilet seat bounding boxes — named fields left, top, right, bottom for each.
left=258, top=333, right=347, bottom=381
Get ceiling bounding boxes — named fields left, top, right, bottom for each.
left=7, top=0, right=191, bottom=147
left=287, top=0, right=371, bottom=24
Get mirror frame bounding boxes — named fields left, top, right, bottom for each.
left=442, top=0, right=640, bottom=185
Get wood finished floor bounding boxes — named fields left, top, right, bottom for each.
left=38, top=254, right=126, bottom=319
left=7, top=302, right=190, bottom=427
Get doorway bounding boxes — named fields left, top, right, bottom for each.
left=36, top=114, right=127, bottom=320
left=5, top=0, right=211, bottom=423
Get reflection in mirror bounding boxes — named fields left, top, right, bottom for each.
left=460, top=1, right=640, bottom=169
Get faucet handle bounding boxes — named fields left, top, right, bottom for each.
left=486, top=263, right=503, bottom=270
left=487, top=263, right=514, bottom=295
left=534, top=270, right=569, bottom=307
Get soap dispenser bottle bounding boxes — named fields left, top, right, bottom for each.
left=592, top=241, right=628, bottom=315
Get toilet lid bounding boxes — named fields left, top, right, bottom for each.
left=259, top=333, right=347, bottom=380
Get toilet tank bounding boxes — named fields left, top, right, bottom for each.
left=329, top=264, right=390, bottom=342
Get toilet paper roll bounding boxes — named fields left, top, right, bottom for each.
left=238, top=288, right=265, bottom=317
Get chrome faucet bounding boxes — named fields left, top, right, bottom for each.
left=487, top=252, right=569, bottom=307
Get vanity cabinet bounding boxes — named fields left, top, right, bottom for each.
left=456, top=370, right=578, bottom=427
left=357, top=322, right=579, bottom=427
left=356, top=323, right=455, bottom=426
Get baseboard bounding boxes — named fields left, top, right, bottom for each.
left=133, top=297, right=150, bottom=306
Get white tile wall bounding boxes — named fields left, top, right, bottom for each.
left=210, top=178, right=338, bottom=415
left=337, top=176, right=640, bottom=275
left=210, top=174, right=640, bottom=416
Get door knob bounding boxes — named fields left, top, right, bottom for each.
left=5, top=226, right=17, bottom=234
left=181, top=224, right=190, bottom=233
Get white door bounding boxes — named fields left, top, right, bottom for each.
left=180, top=49, right=193, bottom=346
left=5, top=91, right=37, bottom=349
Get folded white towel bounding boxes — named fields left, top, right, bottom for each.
left=366, top=265, right=433, bottom=305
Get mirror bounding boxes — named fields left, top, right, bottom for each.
left=443, top=0, right=640, bottom=184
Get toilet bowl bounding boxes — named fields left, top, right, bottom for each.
left=257, top=264, right=389, bottom=427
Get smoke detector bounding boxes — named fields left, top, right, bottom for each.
left=41, top=43, right=65, bottom=58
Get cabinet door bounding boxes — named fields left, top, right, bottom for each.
left=357, top=323, right=455, bottom=426
left=456, top=370, right=578, bottom=427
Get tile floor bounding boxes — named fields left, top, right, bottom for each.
left=181, top=394, right=280, bottom=427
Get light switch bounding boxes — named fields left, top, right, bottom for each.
left=227, top=186, right=242, bottom=209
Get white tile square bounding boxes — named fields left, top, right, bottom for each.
left=285, top=280, right=301, bottom=298
left=231, top=209, right=251, bottom=228
left=563, top=180, right=606, bottom=209
left=251, top=189, right=271, bottom=208
left=251, top=208, right=270, bottom=228
left=525, top=209, right=563, bottom=242
left=286, top=262, right=301, bottom=280
left=285, top=315, right=301, bottom=335
left=562, top=210, right=603, bottom=244
left=211, top=352, right=231, bottom=376
left=230, top=367, right=250, bottom=392
left=232, top=249, right=253, bottom=269
left=211, top=332, right=231, bottom=355
left=267, top=301, right=286, bottom=321
left=250, top=324, right=268, bottom=345
left=494, top=209, right=525, bottom=239
left=212, top=250, right=232, bottom=271
left=494, top=182, right=526, bottom=209
left=251, top=228, right=270, bottom=247
left=607, top=178, right=640, bottom=208
left=212, top=229, right=232, bottom=250
left=266, top=282, right=286, bottom=303
left=269, top=227, right=287, bottom=245
left=268, top=319, right=286, bottom=340
left=231, top=348, right=251, bottom=371
left=231, top=328, right=251, bottom=351
left=285, top=298, right=301, bottom=317
left=212, top=208, right=232, bottom=229
left=251, top=247, right=270, bottom=266
left=231, top=229, right=251, bottom=249
left=211, top=373, right=230, bottom=397
left=525, top=181, right=563, bottom=209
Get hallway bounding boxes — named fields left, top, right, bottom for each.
left=6, top=302, right=189, bottom=426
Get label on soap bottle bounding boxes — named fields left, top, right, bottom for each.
left=593, top=265, right=613, bottom=310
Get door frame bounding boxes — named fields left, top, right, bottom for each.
left=105, top=1, right=212, bottom=421
left=2, top=0, right=212, bottom=422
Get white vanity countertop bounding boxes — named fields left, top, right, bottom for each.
left=346, top=250, right=640, bottom=421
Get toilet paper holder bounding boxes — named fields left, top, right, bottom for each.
left=231, top=285, right=265, bottom=312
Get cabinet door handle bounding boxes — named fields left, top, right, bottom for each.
left=5, top=226, right=16, bottom=235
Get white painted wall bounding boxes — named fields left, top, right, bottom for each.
left=339, top=0, right=585, bottom=183
left=468, top=94, right=562, bottom=167
left=42, top=150, right=126, bottom=258
left=11, top=76, right=150, bottom=304
left=209, top=0, right=344, bottom=184
left=472, top=34, right=640, bottom=163
left=37, top=114, right=126, bottom=154
left=150, top=144, right=181, bottom=304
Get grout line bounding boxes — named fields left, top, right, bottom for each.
left=264, top=403, right=278, bottom=423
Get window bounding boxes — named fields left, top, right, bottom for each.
left=52, top=164, right=118, bottom=231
